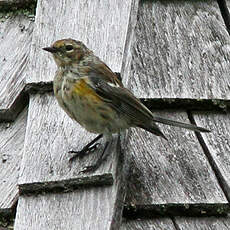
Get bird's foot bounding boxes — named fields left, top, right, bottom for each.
left=79, top=143, right=110, bottom=173
left=80, top=164, right=98, bottom=173
left=69, top=143, right=101, bottom=161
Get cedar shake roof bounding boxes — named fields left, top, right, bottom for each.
left=1, top=0, right=230, bottom=229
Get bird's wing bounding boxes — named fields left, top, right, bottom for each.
left=89, top=62, right=124, bottom=87
left=87, top=65, right=154, bottom=124
left=86, top=63, right=210, bottom=133
left=85, top=65, right=167, bottom=138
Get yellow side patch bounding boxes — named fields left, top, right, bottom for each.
left=73, top=79, right=100, bottom=100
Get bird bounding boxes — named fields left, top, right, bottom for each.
left=43, top=38, right=210, bottom=173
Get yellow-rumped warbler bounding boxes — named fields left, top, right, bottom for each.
left=43, top=38, right=210, bottom=172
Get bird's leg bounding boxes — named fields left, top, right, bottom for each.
left=80, top=139, right=112, bottom=173
left=69, top=134, right=103, bottom=161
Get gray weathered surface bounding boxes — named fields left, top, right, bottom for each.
left=20, top=0, right=139, bottom=186
left=0, top=108, right=27, bottom=212
left=15, top=185, right=126, bottom=230
left=19, top=94, right=126, bottom=187
left=17, top=1, right=138, bottom=228
left=0, top=15, right=33, bottom=121
left=193, top=112, right=230, bottom=200
left=124, top=111, right=227, bottom=211
left=130, top=0, right=230, bottom=99
left=27, top=0, right=136, bottom=85
left=121, top=218, right=175, bottom=230
left=122, top=0, right=229, bottom=216
left=175, top=216, right=230, bottom=230
left=17, top=96, right=128, bottom=229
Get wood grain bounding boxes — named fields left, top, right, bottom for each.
left=0, top=108, right=27, bottom=212
left=130, top=0, right=230, bottom=99
left=15, top=185, right=126, bottom=230
left=175, top=216, right=230, bottom=230
left=192, top=112, right=230, bottom=201
left=20, top=0, right=138, bottom=186
left=17, top=94, right=129, bottom=229
left=121, top=218, right=175, bottom=230
left=124, top=111, right=228, bottom=215
left=27, top=0, right=135, bottom=85
left=16, top=0, right=138, bottom=228
left=0, top=15, right=33, bottom=121
left=19, top=94, right=127, bottom=186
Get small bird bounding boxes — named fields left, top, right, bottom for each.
left=43, top=38, right=210, bottom=173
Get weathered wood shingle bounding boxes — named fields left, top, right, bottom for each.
left=193, top=112, right=230, bottom=199
left=0, top=14, right=33, bottom=121
left=122, top=218, right=176, bottom=230
left=122, top=0, right=230, bottom=218
left=0, top=0, right=229, bottom=229
left=175, top=216, right=230, bottom=230
left=122, top=216, right=230, bottom=230
left=26, top=0, right=137, bottom=85
left=130, top=0, right=230, bottom=99
left=15, top=0, right=138, bottom=229
left=0, top=108, right=27, bottom=224
left=18, top=93, right=125, bottom=191
left=124, top=112, right=228, bottom=216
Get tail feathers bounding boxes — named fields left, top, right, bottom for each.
left=152, top=116, right=210, bottom=133
left=138, top=123, right=168, bottom=140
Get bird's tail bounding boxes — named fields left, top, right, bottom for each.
left=152, top=116, right=210, bottom=133
left=138, top=123, right=168, bottom=140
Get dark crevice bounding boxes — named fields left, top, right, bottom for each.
left=171, top=217, right=182, bottom=230
left=0, top=0, right=36, bottom=14
left=19, top=175, right=113, bottom=196
left=123, top=203, right=230, bottom=218
left=216, top=0, right=230, bottom=36
left=187, top=110, right=230, bottom=203
left=0, top=92, right=29, bottom=122
left=0, top=201, right=16, bottom=229
left=144, top=98, right=230, bottom=112
left=24, top=81, right=53, bottom=94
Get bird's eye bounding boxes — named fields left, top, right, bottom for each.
left=65, top=45, right=74, bottom=51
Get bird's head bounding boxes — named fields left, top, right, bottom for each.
left=43, top=39, right=90, bottom=67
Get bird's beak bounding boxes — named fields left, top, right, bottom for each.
left=43, top=47, right=58, bottom=53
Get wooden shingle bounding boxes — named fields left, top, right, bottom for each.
left=0, top=6, right=33, bottom=229
left=0, top=0, right=228, bottom=228
left=15, top=0, right=138, bottom=229
left=175, top=216, right=230, bottom=230
left=0, top=108, right=27, bottom=218
left=121, top=218, right=176, bottom=230
left=124, top=112, right=228, bottom=216
left=122, top=0, right=230, bottom=217
left=130, top=0, right=230, bottom=99
left=0, top=14, right=33, bottom=121
left=193, top=112, right=230, bottom=200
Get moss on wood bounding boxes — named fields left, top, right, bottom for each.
left=0, top=0, right=36, bottom=20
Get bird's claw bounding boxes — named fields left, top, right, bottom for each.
left=68, top=150, right=85, bottom=161
left=80, top=165, right=97, bottom=173
left=83, top=143, right=100, bottom=154
left=69, top=143, right=101, bottom=161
